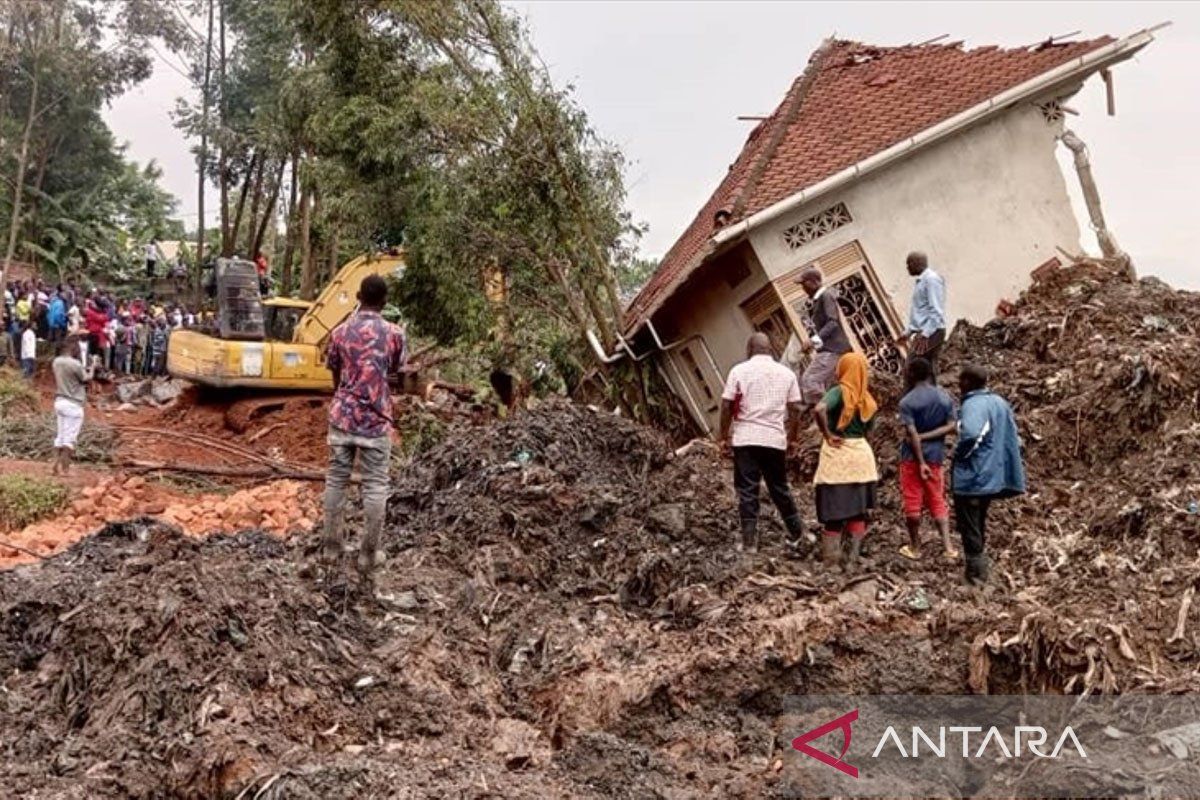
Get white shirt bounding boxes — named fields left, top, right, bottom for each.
left=721, top=354, right=801, bottom=450
left=20, top=328, right=36, bottom=360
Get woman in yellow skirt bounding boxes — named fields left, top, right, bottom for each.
left=812, top=352, right=880, bottom=571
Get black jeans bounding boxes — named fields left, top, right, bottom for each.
left=734, top=445, right=802, bottom=533
left=953, top=495, right=992, bottom=556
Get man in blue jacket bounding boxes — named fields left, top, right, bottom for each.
left=952, top=364, right=1026, bottom=585
left=47, top=291, right=67, bottom=344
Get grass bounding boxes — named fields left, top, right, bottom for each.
left=0, top=367, right=38, bottom=415
left=0, top=474, right=69, bottom=529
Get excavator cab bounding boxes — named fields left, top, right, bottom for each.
left=262, top=299, right=309, bottom=343
left=213, top=258, right=265, bottom=341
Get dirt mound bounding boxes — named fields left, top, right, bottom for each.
left=2, top=262, right=1200, bottom=797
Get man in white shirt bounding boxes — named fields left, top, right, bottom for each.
left=20, top=321, right=36, bottom=378
left=145, top=239, right=163, bottom=278
left=717, top=332, right=805, bottom=553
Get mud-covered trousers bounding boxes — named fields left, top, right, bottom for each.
left=323, top=426, right=392, bottom=558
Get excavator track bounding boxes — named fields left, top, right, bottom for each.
left=224, top=394, right=327, bottom=434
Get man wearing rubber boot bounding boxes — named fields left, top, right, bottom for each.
left=718, top=333, right=805, bottom=554
left=951, top=364, right=1026, bottom=585
left=322, top=274, right=407, bottom=581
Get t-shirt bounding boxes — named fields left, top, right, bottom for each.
left=822, top=385, right=874, bottom=438
left=326, top=310, right=407, bottom=438
left=20, top=328, right=36, bottom=359
left=898, top=382, right=958, bottom=464
left=52, top=356, right=87, bottom=405
left=720, top=354, right=801, bottom=450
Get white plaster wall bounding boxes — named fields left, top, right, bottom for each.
left=657, top=251, right=771, bottom=431
left=748, top=103, right=1083, bottom=328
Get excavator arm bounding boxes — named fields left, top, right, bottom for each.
left=291, top=252, right=406, bottom=346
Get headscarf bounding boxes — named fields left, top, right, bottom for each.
left=835, top=352, right=878, bottom=431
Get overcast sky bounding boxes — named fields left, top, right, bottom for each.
left=105, top=2, right=1195, bottom=287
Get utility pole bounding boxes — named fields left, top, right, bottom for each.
left=195, top=0, right=215, bottom=303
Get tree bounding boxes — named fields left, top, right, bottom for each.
left=169, top=0, right=650, bottom=411
left=0, top=0, right=189, bottom=280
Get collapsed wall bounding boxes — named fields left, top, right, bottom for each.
left=1, top=262, right=1198, bottom=798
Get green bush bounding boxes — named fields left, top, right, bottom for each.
left=397, top=411, right=448, bottom=459
left=0, top=475, right=69, bottom=529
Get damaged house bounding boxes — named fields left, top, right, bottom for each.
left=618, top=29, right=1160, bottom=433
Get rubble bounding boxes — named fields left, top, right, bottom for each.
left=0, top=475, right=319, bottom=567
left=110, top=376, right=188, bottom=407
left=1, top=261, right=1199, bottom=796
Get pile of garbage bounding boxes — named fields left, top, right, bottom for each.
left=1, top=262, right=1199, bottom=797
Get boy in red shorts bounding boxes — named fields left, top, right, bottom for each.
left=898, top=357, right=958, bottom=560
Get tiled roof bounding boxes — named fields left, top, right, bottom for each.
left=624, top=35, right=1115, bottom=331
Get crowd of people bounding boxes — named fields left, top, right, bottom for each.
left=718, top=251, right=1026, bottom=586
left=1, top=278, right=206, bottom=379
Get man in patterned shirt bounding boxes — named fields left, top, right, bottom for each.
left=322, top=274, right=407, bottom=579
left=717, top=332, right=805, bottom=554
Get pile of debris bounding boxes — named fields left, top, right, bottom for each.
left=3, top=476, right=319, bottom=567
left=108, top=376, right=189, bottom=409
left=1, top=262, right=1199, bottom=797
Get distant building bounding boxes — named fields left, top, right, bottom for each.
left=621, top=29, right=1157, bottom=433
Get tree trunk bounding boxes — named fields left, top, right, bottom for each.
left=324, top=222, right=340, bottom=286
left=243, top=154, right=267, bottom=256
left=253, top=158, right=285, bottom=258
left=217, top=0, right=229, bottom=251
left=298, top=176, right=315, bottom=300
left=279, top=149, right=300, bottom=294
left=3, top=67, right=39, bottom=279
left=195, top=0, right=215, bottom=302
left=225, top=151, right=256, bottom=256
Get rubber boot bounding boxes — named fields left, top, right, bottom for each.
left=740, top=519, right=759, bottom=554
left=843, top=536, right=863, bottom=573
left=965, top=554, right=990, bottom=586
left=820, top=533, right=841, bottom=565
left=783, top=514, right=805, bottom=552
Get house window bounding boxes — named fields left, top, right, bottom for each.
left=782, top=203, right=853, bottom=250
left=678, top=346, right=718, bottom=413
left=739, top=285, right=792, bottom=357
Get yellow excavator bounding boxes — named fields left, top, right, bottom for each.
left=167, top=252, right=406, bottom=392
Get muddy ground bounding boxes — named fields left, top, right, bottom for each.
left=1, top=262, right=1199, bottom=798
